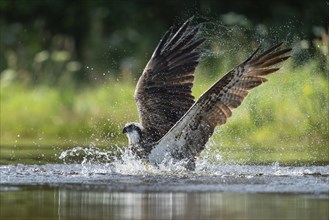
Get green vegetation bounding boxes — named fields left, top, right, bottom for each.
left=1, top=57, right=328, bottom=165
left=208, top=60, right=329, bottom=165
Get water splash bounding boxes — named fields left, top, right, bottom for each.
left=2, top=143, right=328, bottom=194
left=59, top=145, right=114, bottom=165
left=109, top=147, right=150, bottom=175
left=58, top=144, right=222, bottom=175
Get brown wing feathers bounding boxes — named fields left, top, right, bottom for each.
left=202, top=42, right=291, bottom=130
left=135, top=18, right=205, bottom=141
left=144, top=20, right=291, bottom=167
left=153, top=42, right=291, bottom=160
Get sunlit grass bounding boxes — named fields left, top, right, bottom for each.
left=1, top=59, right=328, bottom=165
left=1, top=81, right=136, bottom=146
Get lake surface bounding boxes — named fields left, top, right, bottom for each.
left=0, top=163, right=328, bottom=220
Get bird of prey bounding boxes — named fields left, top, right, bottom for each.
left=122, top=18, right=291, bottom=170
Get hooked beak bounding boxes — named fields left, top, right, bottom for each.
left=122, top=127, right=128, bottom=134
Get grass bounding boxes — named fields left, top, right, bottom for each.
left=1, top=58, right=328, bottom=165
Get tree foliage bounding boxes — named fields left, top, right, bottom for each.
left=0, top=0, right=328, bottom=85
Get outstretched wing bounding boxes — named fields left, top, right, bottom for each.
left=134, top=18, right=205, bottom=141
left=149, top=43, right=291, bottom=164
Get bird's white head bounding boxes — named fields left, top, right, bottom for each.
left=122, top=122, right=144, bottom=146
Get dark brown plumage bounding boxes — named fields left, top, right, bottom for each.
left=123, top=18, right=292, bottom=170
left=134, top=17, right=204, bottom=142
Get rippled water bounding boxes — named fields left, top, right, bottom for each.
left=1, top=163, right=329, bottom=194
left=1, top=147, right=328, bottom=220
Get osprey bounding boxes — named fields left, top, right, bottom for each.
left=122, top=18, right=291, bottom=170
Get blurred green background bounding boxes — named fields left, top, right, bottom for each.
left=0, top=0, right=328, bottom=165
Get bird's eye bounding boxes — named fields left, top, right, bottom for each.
left=130, top=124, right=135, bottom=129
